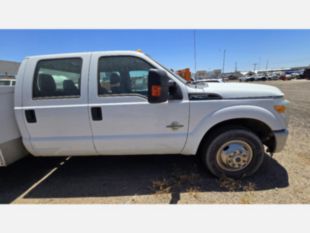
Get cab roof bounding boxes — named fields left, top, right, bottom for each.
left=26, top=50, right=145, bottom=59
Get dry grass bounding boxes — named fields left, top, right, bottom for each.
left=218, top=176, right=256, bottom=192
left=219, top=177, right=242, bottom=191
left=151, top=166, right=202, bottom=195
left=242, top=182, right=256, bottom=192
left=151, top=179, right=172, bottom=194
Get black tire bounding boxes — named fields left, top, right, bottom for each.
left=201, top=127, right=265, bottom=178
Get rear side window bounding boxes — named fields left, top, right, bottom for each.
left=33, top=58, right=82, bottom=99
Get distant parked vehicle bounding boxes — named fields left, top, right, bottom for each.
left=270, top=74, right=280, bottom=80
left=239, top=76, right=254, bottom=82
left=255, top=75, right=267, bottom=81
left=0, top=79, right=16, bottom=86
left=290, top=72, right=301, bottom=79
left=302, top=68, right=310, bottom=80
left=227, top=75, right=239, bottom=80
left=239, top=76, right=246, bottom=82
left=296, top=75, right=303, bottom=79
left=279, top=74, right=294, bottom=81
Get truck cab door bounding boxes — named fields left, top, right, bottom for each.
left=88, top=54, right=189, bottom=155
left=18, top=54, right=96, bottom=156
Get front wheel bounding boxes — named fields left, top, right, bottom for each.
left=201, top=128, right=265, bottom=178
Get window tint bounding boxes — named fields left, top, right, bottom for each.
left=0, top=80, right=10, bottom=86
left=98, top=71, right=121, bottom=94
left=129, top=70, right=148, bottom=93
left=98, top=56, right=153, bottom=96
left=33, top=58, right=82, bottom=98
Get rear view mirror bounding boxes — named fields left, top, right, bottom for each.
left=148, top=69, right=169, bottom=103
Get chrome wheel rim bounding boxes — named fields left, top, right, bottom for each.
left=216, top=140, right=253, bottom=172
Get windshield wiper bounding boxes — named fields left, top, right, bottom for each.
left=187, top=80, right=206, bottom=85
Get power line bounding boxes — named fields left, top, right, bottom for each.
left=222, top=49, right=226, bottom=73
left=193, top=30, right=196, bottom=72
left=253, top=63, right=257, bottom=72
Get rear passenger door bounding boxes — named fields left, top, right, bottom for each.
left=21, top=55, right=96, bottom=156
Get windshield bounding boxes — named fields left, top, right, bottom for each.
left=145, top=54, right=187, bottom=84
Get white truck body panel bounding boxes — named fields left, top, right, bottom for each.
left=183, top=99, right=287, bottom=154
left=0, top=87, right=27, bottom=166
left=191, top=82, right=284, bottom=98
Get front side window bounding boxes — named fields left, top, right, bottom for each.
left=98, top=56, right=153, bottom=96
left=33, top=58, right=82, bottom=98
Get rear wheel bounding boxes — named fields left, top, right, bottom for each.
left=201, top=128, right=265, bottom=178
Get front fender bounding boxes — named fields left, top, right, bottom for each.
left=182, top=105, right=282, bottom=155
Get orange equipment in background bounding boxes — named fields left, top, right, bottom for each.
left=176, top=68, right=193, bottom=82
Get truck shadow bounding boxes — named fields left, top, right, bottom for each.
left=0, top=154, right=289, bottom=204
left=0, top=157, right=65, bottom=204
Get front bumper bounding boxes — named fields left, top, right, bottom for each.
left=273, top=129, right=289, bottom=153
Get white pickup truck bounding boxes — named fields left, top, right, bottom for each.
left=0, top=51, right=289, bottom=178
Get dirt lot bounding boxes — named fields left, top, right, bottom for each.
left=0, top=80, right=309, bottom=204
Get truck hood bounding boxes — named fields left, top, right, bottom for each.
left=187, top=82, right=284, bottom=99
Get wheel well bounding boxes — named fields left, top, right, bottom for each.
left=197, top=118, right=276, bottom=155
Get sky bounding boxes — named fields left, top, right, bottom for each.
left=1, top=29, right=310, bottom=73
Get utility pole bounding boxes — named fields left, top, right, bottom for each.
left=222, top=49, right=226, bottom=74
left=235, top=62, right=238, bottom=72
left=253, top=63, right=257, bottom=72
left=193, top=30, right=197, bottom=73
left=265, top=60, right=269, bottom=71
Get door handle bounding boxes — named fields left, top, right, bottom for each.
left=91, top=107, right=102, bottom=121
left=166, top=121, right=184, bottom=131
left=25, top=110, right=37, bottom=123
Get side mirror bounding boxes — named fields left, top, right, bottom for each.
left=168, top=80, right=183, bottom=100
left=148, top=69, right=169, bottom=103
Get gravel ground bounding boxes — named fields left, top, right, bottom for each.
left=0, top=80, right=309, bottom=204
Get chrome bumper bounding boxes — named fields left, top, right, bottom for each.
left=273, top=129, right=289, bottom=153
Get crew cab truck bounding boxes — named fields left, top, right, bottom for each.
left=0, top=51, right=289, bottom=178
